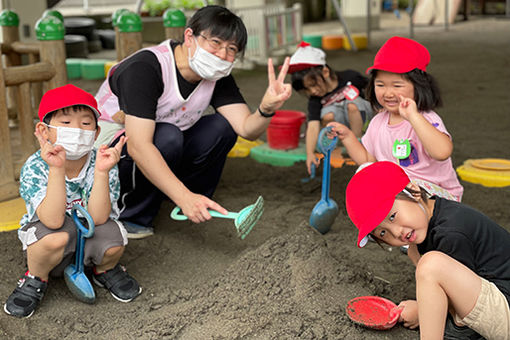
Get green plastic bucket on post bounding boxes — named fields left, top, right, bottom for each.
left=35, top=14, right=65, bottom=41
left=0, top=9, right=19, bottom=27
left=302, top=34, right=322, bottom=48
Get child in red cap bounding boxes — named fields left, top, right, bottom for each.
left=288, top=41, right=373, bottom=176
left=345, top=161, right=510, bottom=340
left=4, top=84, right=141, bottom=318
left=327, top=36, right=463, bottom=203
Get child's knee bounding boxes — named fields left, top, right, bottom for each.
left=415, top=251, right=447, bottom=280
left=35, top=232, right=69, bottom=252
left=104, top=245, right=124, bottom=258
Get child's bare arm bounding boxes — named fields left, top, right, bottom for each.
left=327, top=122, right=376, bottom=165
left=305, top=121, right=321, bottom=174
left=346, top=103, right=364, bottom=138
left=34, top=130, right=67, bottom=229
left=88, top=136, right=127, bottom=224
left=398, top=96, right=453, bottom=160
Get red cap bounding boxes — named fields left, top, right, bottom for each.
left=38, top=84, right=100, bottom=122
left=345, top=161, right=410, bottom=247
left=286, top=41, right=326, bottom=74
left=366, top=36, right=430, bottom=74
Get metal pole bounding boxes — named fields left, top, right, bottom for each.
left=332, top=0, right=357, bottom=51
left=445, top=0, right=449, bottom=31
left=366, top=0, right=371, bottom=48
left=409, top=0, right=415, bottom=38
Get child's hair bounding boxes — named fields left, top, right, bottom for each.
left=291, top=65, right=337, bottom=93
left=43, top=105, right=98, bottom=128
left=186, top=5, right=247, bottom=56
left=365, top=68, right=443, bottom=112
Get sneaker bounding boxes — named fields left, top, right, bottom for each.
left=4, top=273, right=47, bottom=318
left=92, top=264, right=142, bottom=302
left=122, top=220, right=154, bottom=239
left=444, top=313, right=485, bottom=340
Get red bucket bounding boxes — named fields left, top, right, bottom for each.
left=267, top=110, right=306, bottom=150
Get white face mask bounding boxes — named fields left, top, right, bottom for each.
left=188, top=37, right=234, bottom=81
left=46, top=124, right=96, bottom=160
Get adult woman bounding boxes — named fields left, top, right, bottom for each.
left=95, top=5, right=291, bottom=238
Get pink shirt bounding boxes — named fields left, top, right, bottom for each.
left=361, top=110, right=463, bottom=200
left=95, top=40, right=215, bottom=145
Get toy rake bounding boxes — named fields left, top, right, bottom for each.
left=170, top=196, right=264, bottom=240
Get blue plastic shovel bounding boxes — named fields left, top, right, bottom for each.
left=64, top=204, right=96, bottom=304
left=309, top=127, right=339, bottom=234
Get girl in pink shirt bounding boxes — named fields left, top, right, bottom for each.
left=327, top=36, right=463, bottom=201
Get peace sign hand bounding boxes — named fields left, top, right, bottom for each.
left=34, top=129, right=66, bottom=169
left=95, top=136, right=128, bottom=173
left=259, top=57, right=292, bottom=113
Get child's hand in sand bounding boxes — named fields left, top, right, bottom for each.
left=397, top=299, right=419, bottom=329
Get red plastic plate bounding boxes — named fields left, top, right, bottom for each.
left=346, top=296, right=400, bottom=330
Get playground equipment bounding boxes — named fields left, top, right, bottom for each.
left=232, top=3, right=302, bottom=65
left=0, top=9, right=67, bottom=201
left=112, top=8, right=186, bottom=62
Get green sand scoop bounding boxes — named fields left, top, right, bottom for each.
left=171, top=196, right=264, bottom=240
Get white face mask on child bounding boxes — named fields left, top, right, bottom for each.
left=46, top=124, right=96, bottom=160
left=188, top=37, right=234, bottom=81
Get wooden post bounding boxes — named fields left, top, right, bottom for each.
left=112, top=8, right=130, bottom=61
left=0, top=10, right=21, bottom=122
left=0, top=56, right=18, bottom=201
left=163, top=9, right=186, bottom=42
left=117, top=11, right=143, bottom=60
left=35, top=14, right=67, bottom=92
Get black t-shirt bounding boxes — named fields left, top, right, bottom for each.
left=307, top=70, right=368, bottom=121
left=418, top=198, right=510, bottom=303
left=108, top=41, right=246, bottom=120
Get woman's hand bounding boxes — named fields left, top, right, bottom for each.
left=259, top=57, right=292, bottom=113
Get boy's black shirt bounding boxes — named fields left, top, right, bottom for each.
left=418, top=197, right=510, bottom=303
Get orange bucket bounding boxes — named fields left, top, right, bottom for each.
left=322, top=35, right=343, bottom=50
left=267, top=110, right=306, bottom=150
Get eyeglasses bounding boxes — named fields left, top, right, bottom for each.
left=199, top=34, right=239, bottom=57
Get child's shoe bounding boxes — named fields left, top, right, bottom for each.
left=92, top=264, right=142, bottom=302
left=4, top=273, right=47, bottom=318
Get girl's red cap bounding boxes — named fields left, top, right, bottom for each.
left=366, top=36, right=430, bottom=74
left=346, top=161, right=410, bottom=247
left=38, top=84, right=100, bottom=122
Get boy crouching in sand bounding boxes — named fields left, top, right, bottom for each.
left=4, top=84, right=141, bottom=318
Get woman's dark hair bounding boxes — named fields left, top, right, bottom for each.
left=291, top=65, right=336, bottom=92
left=187, top=5, right=247, bottom=55
left=43, top=105, right=98, bottom=128
left=365, top=69, right=442, bottom=112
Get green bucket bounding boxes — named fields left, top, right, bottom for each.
left=66, top=58, right=86, bottom=79
left=302, top=34, right=322, bottom=48
left=81, top=59, right=108, bottom=80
